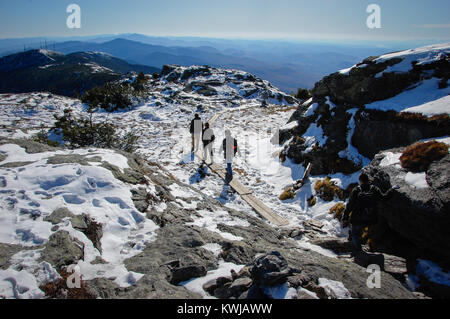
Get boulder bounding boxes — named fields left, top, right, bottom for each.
left=170, top=265, right=207, bottom=285
left=40, top=231, right=84, bottom=269
left=229, top=277, right=253, bottom=296
left=250, top=251, right=293, bottom=286
left=44, top=207, right=74, bottom=225
left=365, top=151, right=450, bottom=263
left=71, top=214, right=103, bottom=253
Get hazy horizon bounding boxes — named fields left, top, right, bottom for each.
left=1, top=0, right=449, bottom=46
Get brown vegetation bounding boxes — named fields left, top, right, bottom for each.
left=314, top=177, right=346, bottom=202
left=400, top=141, right=448, bottom=172
left=40, top=268, right=95, bottom=299
left=329, top=202, right=346, bottom=221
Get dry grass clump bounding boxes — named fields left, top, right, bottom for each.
left=400, top=141, right=448, bottom=172
left=314, top=177, right=345, bottom=202
left=307, top=196, right=317, bottom=207
left=279, top=187, right=296, bottom=201
left=329, top=202, right=346, bottom=221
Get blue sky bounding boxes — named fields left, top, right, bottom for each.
left=0, top=0, right=449, bottom=43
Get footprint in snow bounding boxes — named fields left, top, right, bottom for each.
left=92, top=199, right=102, bottom=207
left=62, top=194, right=86, bottom=205
left=105, top=197, right=130, bottom=209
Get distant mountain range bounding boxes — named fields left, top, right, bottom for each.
left=0, top=49, right=159, bottom=97
left=0, top=34, right=398, bottom=92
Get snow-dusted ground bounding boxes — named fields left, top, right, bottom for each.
left=0, top=143, right=160, bottom=298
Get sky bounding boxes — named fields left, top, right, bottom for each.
left=0, top=0, right=449, bottom=44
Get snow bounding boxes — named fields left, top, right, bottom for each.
left=366, top=78, right=450, bottom=114
left=0, top=143, right=159, bottom=294
left=380, top=152, right=402, bottom=167
left=416, top=259, right=450, bottom=287
left=180, top=261, right=245, bottom=299
left=375, top=43, right=450, bottom=72
left=263, top=283, right=297, bottom=299
left=339, top=43, right=450, bottom=76
left=201, top=243, right=223, bottom=257
left=404, top=172, right=428, bottom=189
left=281, top=121, right=298, bottom=130
left=304, top=103, right=318, bottom=117
left=338, top=109, right=371, bottom=167
left=318, top=278, right=352, bottom=299
left=186, top=209, right=250, bottom=242
left=402, top=95, right=450, bottom=116
left=0, top=269, right=46, bottom=299
left=297, top=242, right=338, bottom=259
left=303, top=123, right=328, bottom=152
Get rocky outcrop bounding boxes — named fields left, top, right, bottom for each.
left=364, top=148, right=450, bottom=264
left=353, top=110, right=450, bottom=158
left=282, top=45, right=450, bottom=175
left=159, top=64, right=298, bottom=106
left=40, top=231, right=84, bottom=270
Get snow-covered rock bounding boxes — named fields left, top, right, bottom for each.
left=283, top=42, right=450, bottom=175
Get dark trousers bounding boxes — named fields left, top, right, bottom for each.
left=225, top=163, right=233, bottom=184
left=351, top=224, right=364, bottom=252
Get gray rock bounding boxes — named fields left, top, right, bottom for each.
left=0, top=161, right=34, bottom=168
left=131, top=188, right=150, bottom=213
left=297, top=289, right=319, bottom=299
left=44, top=207, right=74, bottom=225
left=46, top=154, right=101, bottom=166
left=310, top=237, right=354, bottom=254
left=0, top=138, right=58, bottom=154
left=203, top=276, right=232, bottom=295
left=0, top=244, right=24, bottom=270
left=213, top=282, right=233, bottom=299
left=366, top=151, right=450, bottom=263
left=71, top=214, right=103, bottom=253
left=170, top=265, right=207, bottom=285
left=250, top=251, right=293, bottom=286
left=229, top=277, right=253, bottom=296
left=40, top=231, right=84, bottom=269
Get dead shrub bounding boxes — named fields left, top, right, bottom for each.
left=40, top=268, right=96, bottom=299
left=307, top=196, right=317, bottom=207
left=400, top=141, right=448, bottom=172
left=329, top=202, right=346, bottom=221
left=279, top=187, right=296, bottom=201
left=314, top=177, right=345, bottom=202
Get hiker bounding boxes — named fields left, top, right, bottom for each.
left=190, top=113, right=203, bottom=153
left=202, top=122, right=215, bottom=164
left=261, top=99, right=268, bottom=108
left=220, top=130, right=241, bottom=184
left=342, top=173, right=399, bottom=254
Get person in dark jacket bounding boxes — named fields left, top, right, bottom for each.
left=190, top=113, right=203, bottom=153
left=342, top=173, right=399, bottom=254
left=220, top=130, right=241, bottom=184
left=202, top=123, right=215, bottom=164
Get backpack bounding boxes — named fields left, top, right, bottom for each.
left=202, top=128, right=215, bottom=146
left=351, top=185, right=378, bottom=225
left=223, top=138, right=238, bottom=158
